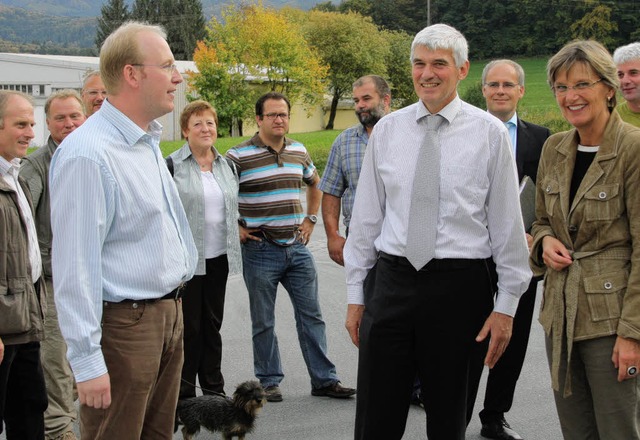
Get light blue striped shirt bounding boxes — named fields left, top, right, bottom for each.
left=50, top=99, right=197, bottom=382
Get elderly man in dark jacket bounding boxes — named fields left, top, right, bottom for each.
left=0, top=90, right=47, bottom=439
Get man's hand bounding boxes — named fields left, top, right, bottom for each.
left=296, top=218, right=315, bottom=245
left=239, top=225, right=262, bottom=244
left=78, top=373, right=112, bottom=409
left=476, top=311, right=513, bottom=368
left=0, top=336, right=4, bottom=364
left=525, top=233, right=533, bottom=253
left=612, top=335, right=640, bottom=382
left=327, top=235, right=346, bottom=266
left=345, top=304, right=364, bottom=347
left=541, top=236, right=573, bottom=271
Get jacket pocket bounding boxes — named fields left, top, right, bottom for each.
left=542, top=178, right=560, bottom=217
left=584, top=183, right=622, bottom=221
left=583, top=270, right=626, bottom=321
left=0, top=278, right=31, bottom=335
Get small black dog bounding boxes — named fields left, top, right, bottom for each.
left=176, top=380, right=266, bottom=440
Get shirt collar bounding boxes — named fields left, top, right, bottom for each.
left=0, top=155, right=21, bottom=179
left=100, top=99, right=163, bottom=147
left=506, top=112, right=518, bottom=127
left=415, top=95, right=461, bottom=125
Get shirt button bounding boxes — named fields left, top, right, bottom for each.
left=603, top=282, right=613, bottom=290
left=132, top=302, right=139, bottom=309
left=546, top=186, right=552, bottom=193
left=568, top=225, right=577, bottom=233
left=599, top=192, right=607, bottom=199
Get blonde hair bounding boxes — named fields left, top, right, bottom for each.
left=45, top=89, right=83, bottom=118
left=547, top=40, right=618, bottom=110
left=99, top=21, right=167, bottom=95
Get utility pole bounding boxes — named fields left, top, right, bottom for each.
left=427, top=0, right=431, bottom=26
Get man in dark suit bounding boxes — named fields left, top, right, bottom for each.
left=471, top=59, right=551, bottom=440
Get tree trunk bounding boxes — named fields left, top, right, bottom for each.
left=326, top=93, right=340, bottom=130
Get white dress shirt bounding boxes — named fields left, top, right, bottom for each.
left=0, top=157, right=42, bottom=283
left=344, top=96, right=532, bottom=316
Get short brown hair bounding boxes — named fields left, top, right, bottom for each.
left=99, top=21, right=166, bottom=95
left=180, top=100, right=219, bottom=136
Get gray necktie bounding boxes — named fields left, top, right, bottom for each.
left=406, top=114, right=442, bottom=270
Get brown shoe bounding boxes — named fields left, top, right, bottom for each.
left=311, top=381, right=356, bottom=398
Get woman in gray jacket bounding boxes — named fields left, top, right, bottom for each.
left=168, top=100, right=242, bottom=400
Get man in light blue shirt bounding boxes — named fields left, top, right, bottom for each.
left=50, top=22, right=196, bottom=439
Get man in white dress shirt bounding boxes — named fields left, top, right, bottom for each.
left=344, top=24, right=532, bottom=440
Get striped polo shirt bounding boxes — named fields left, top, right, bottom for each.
left=226, top=133, right=318, bottom=245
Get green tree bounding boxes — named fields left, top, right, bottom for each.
left=303, top=10, right=389, bottom=129
left=570, top=2, right=618, bottom=49
left=189, top=2, right=327, bottom=135
left=95, top=0, right=129, bottom=49
left=130, top=0, right=206, bottom=60
left=383, top=30, right=414, bottom=108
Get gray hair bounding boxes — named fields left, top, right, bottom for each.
left=82, top=70, right=102, bottom=90
left=482, top=59, right=525, bottom=86
left=410, top=24, right=468, bottom=68
left=613, top=42, right=640, bottom=65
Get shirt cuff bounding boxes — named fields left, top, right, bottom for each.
left=347, top=284, right=364, bottom=305
left=493, top=290, right=520, bottom=317
left=70, top=350, right=108, bottom=383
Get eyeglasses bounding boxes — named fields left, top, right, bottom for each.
left=83, top=89, right=107, bottom=97
left=131, top=63, right=179, bottom=75
left=262, top=113, right=289, bottom=121
left=552, top=79, right=602, bottom=95
left=484, top=82, right=519, bottom=90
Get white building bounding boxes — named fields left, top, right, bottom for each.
left=0, top=52, right=358, bottom=147
left=0, top=53, right=193, bottom=146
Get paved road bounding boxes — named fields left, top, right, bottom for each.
left=3, top=193, right=562, bottom=439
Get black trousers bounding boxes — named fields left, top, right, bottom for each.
left=472, top=277, right=539, bottom=423
left=179, top=254, right=229, bottom=398
left=0, top=341, right=48, bottom=439
left=354, top=254, right=494, bottom=440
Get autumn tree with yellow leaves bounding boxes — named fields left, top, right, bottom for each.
left=187, top=2, right=327, bottom=136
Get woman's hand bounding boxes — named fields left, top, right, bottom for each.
left=612, top=336, right=640, bottom=382
left=541, top=236, right=573, bottom=270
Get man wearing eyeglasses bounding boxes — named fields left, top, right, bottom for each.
left=613, top=42, right=640, bottom=127
left=20, top=89, right=86, bottom=440
left=49, top=22, right=197, bottom=439
left=226, top=92, right=356, bottom=404
left=472, top=59, right=550, bottom=440
left=80, top=71, right=106, bottom=117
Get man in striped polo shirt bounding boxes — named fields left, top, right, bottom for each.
left=226, top=92, right=355, bottom=403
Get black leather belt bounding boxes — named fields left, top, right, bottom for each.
left=378, top=251, right=488, bottom=271
left=109, top=283, right=185, bottom=304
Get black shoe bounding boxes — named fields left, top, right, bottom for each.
left=264, top=385, right=283, bottom=402
left=311, top=381, right=356, bottom=398
left=481, top=417, right=523, bottom=440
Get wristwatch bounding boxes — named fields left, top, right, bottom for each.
left=306, top=214, right=318, bottom=224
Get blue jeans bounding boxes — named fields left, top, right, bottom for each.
left=242, top=239, right=338, bottom=389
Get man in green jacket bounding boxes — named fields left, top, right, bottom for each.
left=21, top=89, right=85, bottom=440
